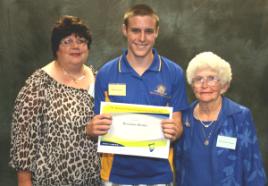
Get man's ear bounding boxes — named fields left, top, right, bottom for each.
left=122, top=24, right=127, bottom=37
left=155, top=26, right=159, bottom=38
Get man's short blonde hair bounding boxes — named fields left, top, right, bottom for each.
left=123, top=4, right=159, bottom=28
left=186, top=51, right=232, bottom=85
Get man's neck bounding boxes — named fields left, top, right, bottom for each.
left=126, top=52, right=154, bottom=76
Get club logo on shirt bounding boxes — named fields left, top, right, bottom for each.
left=150, top=84, right=168, bottom=97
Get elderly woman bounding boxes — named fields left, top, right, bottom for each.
left=9, top=15, right=100, bottom=185
left=175, top=52, right=267, bottom=186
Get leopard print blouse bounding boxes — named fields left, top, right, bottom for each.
left=9, top=69, right=101, bottom=186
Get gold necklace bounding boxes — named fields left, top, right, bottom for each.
left=62, top=68, right=86, bottom=83
left=200, top=120, right=216, bottom=146
left=197, top=111, right=216, bottom=145
left=199, top=119, right=214, bottom=128
left=58, top=62, right=86, bottom=83
left=196, top=103, right=221, bottom=145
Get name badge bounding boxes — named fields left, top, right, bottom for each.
left=216, top=135, right=237, bottom=150
left=108, top=84, right=126, bottom=96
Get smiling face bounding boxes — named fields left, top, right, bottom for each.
left=192, top=68, right=228, bottom=104
left=122, top=15, right=159, bottom=61
left=56, top=34, right=89, bottom=66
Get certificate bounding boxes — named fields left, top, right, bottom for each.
left=97, top=102, right=173, bottom=159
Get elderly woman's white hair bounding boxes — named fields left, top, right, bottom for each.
left=186, top=51, right=232, bottom=85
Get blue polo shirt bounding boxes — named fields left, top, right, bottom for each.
left=94, top=49, right=188, bottom=184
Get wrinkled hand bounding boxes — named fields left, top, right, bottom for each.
left=85, top=114, right=112, bottom=137
left=161, top=118, right=182, bottom=141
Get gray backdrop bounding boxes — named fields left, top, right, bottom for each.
left=0, top=0, right=267, bottom=185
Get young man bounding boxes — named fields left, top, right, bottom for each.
left=86, top=4, right=188, bottom=185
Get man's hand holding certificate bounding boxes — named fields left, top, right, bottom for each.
left=97, top=102, right=173, bottom=159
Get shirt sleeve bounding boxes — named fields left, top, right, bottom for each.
left=174, top=134, right=184, bottom=186
left=9, top=72, right=45, bottom=171
left=170, top=65, right=188, bottom=112
left=94, top=69, right=107, bottom=114
left=240, top=109, right=267, bottom=185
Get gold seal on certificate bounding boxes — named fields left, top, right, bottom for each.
left=97, top=102, right=173, bottom=159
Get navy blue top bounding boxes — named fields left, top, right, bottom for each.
left=175, top=97, right=267, bottom=186
left=189, top=118, right=220, bottom=185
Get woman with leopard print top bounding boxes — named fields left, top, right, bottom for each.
left=9, top=15, right=101, bottom=186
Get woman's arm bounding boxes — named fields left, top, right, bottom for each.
left=240, top=109, right=267, bottom=185
left=17, top=171, right=32, bottom=186
left=10, top=71, right=44, bottom=185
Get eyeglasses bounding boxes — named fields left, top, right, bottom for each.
left=60, top=37, right=88, bottom=47
left=192, top=75, right=220, bottom=87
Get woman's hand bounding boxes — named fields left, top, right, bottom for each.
left=17, top=171, right=32, bottom=186
left=85, top=114, right=112, bottom=137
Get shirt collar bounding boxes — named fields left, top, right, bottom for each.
left=221, top=96, right=242, bottom=116
left=189, top=96, right=242, bottom=117
left=118, top=48, right=162, bottom=73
